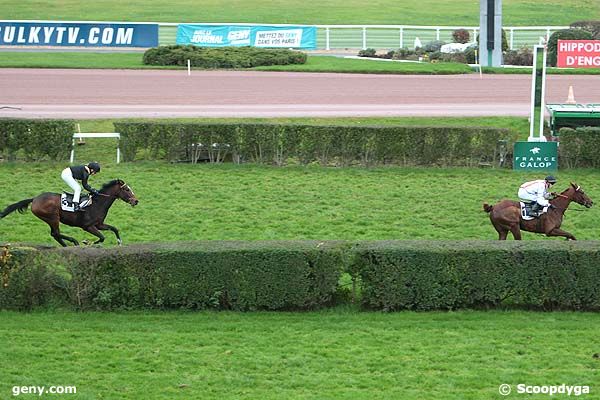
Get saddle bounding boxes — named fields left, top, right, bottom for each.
left=520, top=201, right=548, bottom=220
left=60, top=193, right=92, bottom=212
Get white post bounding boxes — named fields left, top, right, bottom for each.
left=70, top=138, right=75, bottom=163
left=187, top=59, right=191, bottom=76
left=538, top=47, right=547, bottom=140
left=325, top=27, right=330, bottom=50
left=362, top=27, right=367, bottom=50
left=399, top=27, right=403, bottom=48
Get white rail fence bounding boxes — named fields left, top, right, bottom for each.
left=158, top=23, right=568, bottom=51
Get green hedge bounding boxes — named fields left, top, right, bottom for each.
left=113, top=122, right=512, bottom=167
left=0, top=242, right=345, bottom=311
left=0, top=119, right=74, bottom=161
left=559, top=127, right=600, bottom=168
left=143, top=45, right=307, bottom=68
left=352, top=241, right=600, bottom=311
left=3, top=241, right=600, bottom=312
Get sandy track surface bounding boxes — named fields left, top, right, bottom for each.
left=0, top=69, right=597, bottom=118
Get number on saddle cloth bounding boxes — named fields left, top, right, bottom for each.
left=60, top=193, right=93, bottom=212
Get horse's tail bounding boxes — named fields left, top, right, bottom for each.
left=483, top=203, right=493, bottom=213
left=0, top=198, right=34, bottom=219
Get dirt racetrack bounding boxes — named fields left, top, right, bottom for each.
left=0, top=68, right=598, bottom=118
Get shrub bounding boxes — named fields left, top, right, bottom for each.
left=114, top=122, right=514, bottom=167
left=143, top=45, right=307, bottom=68
left=0, top=242, right=345, bottom=311
left=5, top=241, right=600, bottom=312
left=559, top=127, right=600, bottom=168
left=503, top=47, right=534, bottom=66
left=452, top=29, right=470, bottom=44
left=357, top=48, right=377, bottom=57
left=0, top=119, right=74, bottom=161
left=422, top=40, right=446, bottom=53
left=351, top=241, right=600, bottom=311
left=547, top=29, right=593, bottom=66
left=570, top=20, right=600, bottom=39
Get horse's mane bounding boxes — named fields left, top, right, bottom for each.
left=100, top=179, right=123, bottom=192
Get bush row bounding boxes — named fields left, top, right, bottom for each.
left=113, top=122, right=513, bottom=167
left=0, top=119, right=74, bottom=161
left=351, top=241, right=600, bottom=311
left=0, top=242, right=345, bottom=311
left=559, top=127, right=600, bottom=168
left=143, top=45, right=307, bottom=68
left=2, top=241, right=600, bottom=311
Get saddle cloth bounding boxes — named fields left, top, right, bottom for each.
left=60, top=193, right=92, bottom=212
left=520, top=201, right=548, bottom=221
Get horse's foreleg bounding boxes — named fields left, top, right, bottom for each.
left=546, top=228, right=576, bottom=240
left=97, top=223, right=121, bottom=245
left=84, top=226, right=106, bottom=244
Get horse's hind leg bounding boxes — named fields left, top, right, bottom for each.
left=491, top=220, right=509, bottom=240
left=50, top=226, right=79, bottom=247
left=510, top=224, right=522, bottom=240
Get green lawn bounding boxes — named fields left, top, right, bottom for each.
left=1, top=310, right=598, bottom=400
left=1, top=0, right=598, bottom=26
left=1, top=160, right=598, bottom=245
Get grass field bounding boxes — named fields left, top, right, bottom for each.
left=1, top=159, right=598, bottom=245
left=2, top=0, right=599, bottom=26
left=1, top=310, right=599, bottom=399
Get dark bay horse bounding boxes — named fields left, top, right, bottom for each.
left=483, top=182, right=593, bottom=240
left=0, top=179, right=138, bottom=246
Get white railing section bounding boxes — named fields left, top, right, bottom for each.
left=157, top=23, right=568, bottom=50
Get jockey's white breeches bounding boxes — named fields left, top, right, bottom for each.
left=518, top=188, right=549, bottom=206
left=61, top=167, right=81, bottom=203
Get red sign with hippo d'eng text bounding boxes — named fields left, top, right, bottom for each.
left=557, top=40, right=600, bottom=68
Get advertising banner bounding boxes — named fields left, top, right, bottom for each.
left=0, top=21, right=159, bottom=47
left=557, top=40, right=600, bottom=68
left=176, top=24, right=317, bottom=49
left=513, top=141, right=558, bottom=171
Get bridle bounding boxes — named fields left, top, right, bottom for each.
left=94, top=182, right=134, bottom=199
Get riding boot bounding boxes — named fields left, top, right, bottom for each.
left=73, top=202, right=84, bottom=212
left=530, top=202, right=541, bottom=217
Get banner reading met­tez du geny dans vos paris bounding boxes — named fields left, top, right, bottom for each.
left=176, top=25, right=317, bottom=49
left=0, top=21, right=158, bottom=47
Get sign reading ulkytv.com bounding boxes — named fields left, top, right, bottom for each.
left=513, top=141, right=558, bottom=171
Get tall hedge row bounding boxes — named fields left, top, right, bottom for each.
left=113, top=122, right=512, bottom=167
left=0, top=242, right=345, bottom=311
left=2, top=241, right=600, bottom=312
left=143, top=45, right=307, bottom=68
left=0, top=119, right=75, bottom=161
left=559, top=127, right=600, bottom=168
left=352, top=241, right=600, bottom=311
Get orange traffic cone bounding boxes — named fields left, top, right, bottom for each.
left=565, top=85, right=576, bottom=104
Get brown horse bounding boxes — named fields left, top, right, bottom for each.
left=0, top=179, right=138, bottom=246
left=483, top=182, right=593, bottom=240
